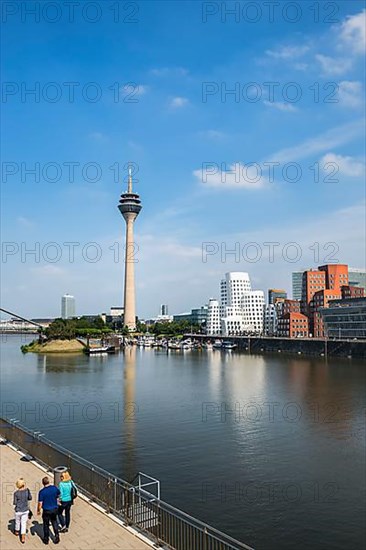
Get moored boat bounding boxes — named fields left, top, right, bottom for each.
left=212, top=340, right=223, bottom=349
left=222, top=341, right=237, bottom=350
left=85, top=345, right=116, bottom=355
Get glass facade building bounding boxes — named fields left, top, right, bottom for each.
left=61, top=294, right=75, bottom=319
left=320, top=298, right=366, bottom=339
left=348, top=268, right=366, bottom=292
left=292, top=270, right=305, bottom=301
left=268, top=289, right=287, bottom=304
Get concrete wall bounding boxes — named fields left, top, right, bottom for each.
left=188, top=335, right=366, bottom=359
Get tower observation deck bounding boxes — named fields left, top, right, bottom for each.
left=118, top=167, right=142, bottom=331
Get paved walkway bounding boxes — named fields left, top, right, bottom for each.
left=0, top=443, right=153, bottom=549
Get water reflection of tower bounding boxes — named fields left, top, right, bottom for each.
left=122, top=346, right=138, bottom=481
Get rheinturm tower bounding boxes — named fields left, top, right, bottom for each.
left=118, top=166, right=142, bottom=331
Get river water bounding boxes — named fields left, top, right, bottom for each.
left=1, top=335, right=365, bottom=549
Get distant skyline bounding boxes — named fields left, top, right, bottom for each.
left=2, top=1, right=365, bottom=318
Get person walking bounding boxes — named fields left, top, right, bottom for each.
left=37, top=476, right=60, bottom=545
left=13, top=478, right=32, bottom=544
left=57, top=471, right=75, bottom=532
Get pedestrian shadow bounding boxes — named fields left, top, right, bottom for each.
left=7, top=518, right=16, bottom=534
left=8, top=518, right=45, bottom=541
left=29, top=520, right=44, bottom=540
left=29, top=520, right=59, bottom=543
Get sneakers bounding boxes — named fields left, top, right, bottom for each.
left=59, top=526, right=67, bottom=533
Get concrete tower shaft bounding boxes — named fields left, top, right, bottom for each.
left=118, top=167, right=142, bottom=331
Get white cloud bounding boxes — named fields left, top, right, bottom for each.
left=266, top=45, right=309, bottom=59
left=127, top=140, right=144, bottom=152
left=17, top=216, right=35, bottom=228
left=198, top=130, right=226, bottom=140
left=315, top=54, right=352, bottom=76
left=293, top=62, right=308, bottom=71
left=135, top=84, right=148, bottom=95
left=88, top=132, right=107, bottom=141
left=320, top=153, right=365, bottom=177
left=193, top=162, right=267, bottom=190
left=30, top=265, right=66, bottom=276
left=339, top=9, right=366, bottom=55
left=263, top=100, right=298, bottom=112
left=337, top=81, right=363, bottom=108
left=193, top=121, right=364, bottom=191
left=267, top=120, right=364, bottom=164
left=169, top=97, right=189, bottom=108
left=150, top=67, right=188, bottom=77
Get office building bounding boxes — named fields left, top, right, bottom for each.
left=268, top=289, right=287, bottom=305
left=348, top=268, right=366, bottom=291
left=61, top=294, right=75, bottom=319
left=320, top=297, right=366, bottom=339
left=341, top=285, right=364, bottom=299
left=318, top=264, right=349, bottom=291
left=173, top=306, right=207, bottom=326
left=311, top=289, right=342, bottom=337
left=277, top=313, right=309, bottom=338
left=263, top=304, right=277, bottom=336
left=206, top=299, right=221, bottom=335
left=161, top=304, right=169, bottom=316
left=216, top=272, right=265, bottom=336
left=110, top=306, right=124, bottom=317
left=292, top=270, right=305, bottom=301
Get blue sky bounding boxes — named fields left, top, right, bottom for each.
left=1, top=1, right=365, bottom=318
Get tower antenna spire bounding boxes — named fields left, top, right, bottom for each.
left=118, top=162, right=142, bottom=332
left=128, top=165, right=133, bottom=193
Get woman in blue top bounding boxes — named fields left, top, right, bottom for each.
left=57, top=471, right=74, bottom=532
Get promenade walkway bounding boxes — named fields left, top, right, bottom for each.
left=0, top=443, right=153, bottom=549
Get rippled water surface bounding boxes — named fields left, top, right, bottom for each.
left=1, top=335, right=365, bottom=549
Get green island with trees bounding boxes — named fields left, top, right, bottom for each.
left=20, top=316, right=202, bottom=353
left=21, top=316, right=112, bottom=353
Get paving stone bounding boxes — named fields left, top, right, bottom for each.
left=1, top=445, right=152, bottom=550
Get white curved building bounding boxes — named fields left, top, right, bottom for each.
left=207, top=272, right=264, bottom=336
left=206, top=299, right=221, bottom=335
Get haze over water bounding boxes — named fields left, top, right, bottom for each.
left=1, top=335, right=365, bottom=549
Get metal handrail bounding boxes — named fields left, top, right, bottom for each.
left=0, top=417, right=254, bottom=550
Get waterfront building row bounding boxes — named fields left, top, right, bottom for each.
left=206, top=267, right=366, bottom=339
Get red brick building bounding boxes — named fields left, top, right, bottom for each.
left=341, top=285, right=364, bottom=299
left=277, top=313, right=309, bottom=338
left=311, top=289, right=342, bottom=337
left=300, top=264, right=351, bottom=336
left=276, top=299, right=301, bottom=317
left=301, top=270, right=326, bottom=316
left=319, top=264, right=348, bottom=292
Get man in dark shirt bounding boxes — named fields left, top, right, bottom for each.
left=37, top=476, right=60, bottom=545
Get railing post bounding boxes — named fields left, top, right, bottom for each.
left=114, top=478, right=117, bottom=511
left=132, top=489, right=135, bottom=523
